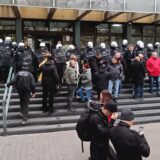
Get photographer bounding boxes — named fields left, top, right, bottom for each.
left=110, top=108, right=150, bottom=160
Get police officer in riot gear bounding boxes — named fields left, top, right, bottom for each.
left=33, top=42, right=48, bottom=82
left=66, top=44, right=75, bottom=61
left=83, top=41, right=98, bottom=84
left=154, top=42, right=160, bottom=55
left=15, top=42, right=24, bottom=73
left=1, top=36, right=12, bottom=82
left=23, top=39, right=33, bottom=71
left=7, top=62, right=36, bottom=125
left=146, top=43, right=154, bottom=58
left=122, top=39, right=128, bottom=55
left=11, top=41, right=18, bottom=69
left=96, top=43, right=111, bottom=68
left=53, top=43, right=66, bottom=86
left=110, top=41, right=118, bottom=57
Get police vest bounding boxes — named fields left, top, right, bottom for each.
left=55, top=50, right=66, bottom=63
left=85, top=49, right=95, bottom=59
left=2, top=45, right=11, bottom=66
left=22, top=49, right=33, bottom=65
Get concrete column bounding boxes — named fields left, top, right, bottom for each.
left=126, top=23, right=132, bottom=43
left=74, top=21, right=80, bottom=48
left=16, top=19, right=23, bottom=43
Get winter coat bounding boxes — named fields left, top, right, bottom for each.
left=64, top=65, right=78, bottom=85
left=80, top=69, right=92, bottom=90
left=124, top=50, right=137, bottom=67
left=130, top=60, right=146, bottom=84
left=89, top=109, right=116, bottom=160
left=146, top=57, right=160, bottom=77
left=110, top=121, right=150, bottom=160
left=94, top=67, right=111, bottom=90
left=7, top=70, right=35, bottom=94
left=107, top=63, right=123, bottom=81
left=40, top=61, right=59, bottom=90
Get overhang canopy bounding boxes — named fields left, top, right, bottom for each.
left=0, top=0, right=160, bottom=24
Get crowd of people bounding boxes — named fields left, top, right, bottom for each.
left=0, top=36, right=154, bottom=159
left=1, top=36, right=160, bottom=123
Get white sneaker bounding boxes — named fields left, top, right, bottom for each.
left=21, top=120, right=27, bottom=125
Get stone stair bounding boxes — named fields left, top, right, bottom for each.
left=0, top=82, right=160, bottom=135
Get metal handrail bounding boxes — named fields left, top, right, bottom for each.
left=2, top=67, right=14, bottom=136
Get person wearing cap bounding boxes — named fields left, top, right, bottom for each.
left=77, top=63, right=92, bottom=102
left=89, top=100, right=118, bottom=160
left=110, top=108, right=150, bottom=160
left=7, top=62, right=36, bottom=125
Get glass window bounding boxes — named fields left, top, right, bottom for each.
left=50, top=22, right=73, bottom=32
left=0, top=20, right=16, bottom=31
left=131, top=36, right=142, bottom=45
left=156, top=26, right=160, bottom=35
left=143, top=26, right=155, bottom=36
left=91, top=0, right=124, bottom=11
left=24, top=21, right=48, bottom=31
left=15, top=0, right=52, bottom=7
left=80, top=35, right=94, bottom=48
left=96, top=36, right=109, bottom=46
left=110, top=24, right=123, bottom=33
left=110, top=36, right=123, bottom=46
left=132, top=26, right=142, bottom=35
left=125, top=0, right=155, bottom=13
left=96, top=24, right=109, bottom=34
left=55, top=0, right=90, bottom=9
left=143, top=37, right=155, bottom=47
left=0, top=0, right=11, bottom=5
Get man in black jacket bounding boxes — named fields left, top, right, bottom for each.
left=7, top=62, right=36, bottom=125
left=89, top=101, right=118, bottom=160
left=110, top=108, right=150, bottom=160
left=40, top=56, right=59, bottom=113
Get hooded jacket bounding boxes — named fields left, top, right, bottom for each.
left=146, top=56, right=160, bottom=77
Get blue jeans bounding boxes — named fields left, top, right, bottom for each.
left=108, top=79, right=120, bottom=98
left=150, top=76, right=159, bottom=93
left=134, top=84, right=144, bottom=98
left=77, top=87, right=92, bottom=101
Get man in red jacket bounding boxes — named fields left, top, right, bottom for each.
left=146, top=51, right=160, bottom=95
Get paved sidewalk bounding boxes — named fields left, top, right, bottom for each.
left=0, top=123, right=160, bottom=160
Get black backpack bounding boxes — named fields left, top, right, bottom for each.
left=76, top=101, right=102, bottom=142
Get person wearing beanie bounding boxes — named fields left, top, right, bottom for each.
left=89, top=100, right=118, bottom=160
left=6, top=62, right=36, bottom=125
left=110, top=108, right=150, bottom=160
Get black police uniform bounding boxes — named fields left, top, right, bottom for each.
left=53, top=48, right=66, bottom=85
